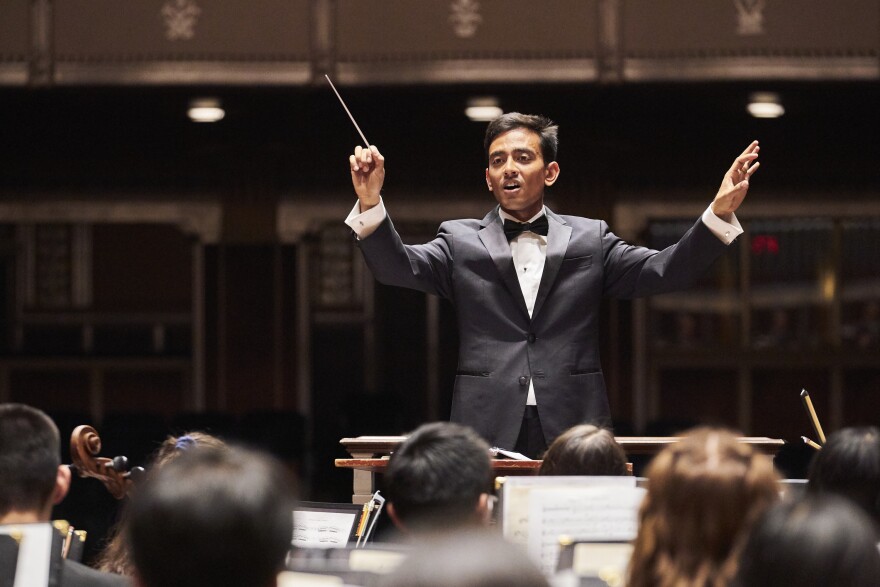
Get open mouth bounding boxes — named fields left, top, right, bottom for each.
left=503, top=182, right=521, bottom=192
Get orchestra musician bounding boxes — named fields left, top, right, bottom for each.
left=0, top=403, right=130, bottom=587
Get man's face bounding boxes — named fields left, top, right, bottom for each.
left=485, top=128, right=559, bottom=222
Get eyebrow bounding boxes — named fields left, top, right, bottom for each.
left=489, top=147, right=537, bottom=159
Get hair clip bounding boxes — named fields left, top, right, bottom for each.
left=174, top=435, right=196, bottom=450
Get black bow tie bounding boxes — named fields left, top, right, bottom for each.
left=503, top=215, right=549, bottom=241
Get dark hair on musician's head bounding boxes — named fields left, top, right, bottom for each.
left=127, top=445, right=297, bottom=587
left=807, top=426, right=880, bottom=534
left=484, top=112, right=558, bottom=163
left=539, top=424, right=628, bottom=476
left=627, top=427, right=780, bottom=587
left=732, top=496, right=880, bottom=587
left=381, top=529, right=550, bottom=587
left=96, top=431, right=228, bottom=576
left=385, top=422, right=493, bottom=533
left=0, top=403, right=60, bottom=516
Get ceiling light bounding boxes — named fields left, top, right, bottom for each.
left=465, top=97, right=502, bottom=122
left=188, top=98, right=225, bottom=123
left=747, top=92, right=784, bottom=119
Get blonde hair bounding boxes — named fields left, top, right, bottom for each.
left=627, top=427, right=779, bottom=587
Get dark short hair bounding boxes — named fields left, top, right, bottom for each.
left=95, top=431, right=228, bottom=576
left=733, top=496, right=880, bottom=587
left=127, top=445, right=297, bottom=587
left=539, top=424, right=628, bottom=476
left=385, top=422, right=492, bottom=532
left=484, top=113, right=558, bottom=163
left=807, top=426, right=880, bottom=531
left=0, top=403, right=61, bottom=516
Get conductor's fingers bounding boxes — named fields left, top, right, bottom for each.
left=745, top=161, right=761, bottom=178
left=369, top=146, right=385, bottom=171
left=738, top=140, right=759, bottom=157
left=729, top=152, right=759, bottom=175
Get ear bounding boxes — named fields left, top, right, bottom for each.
left=485, top=168, right=493, bottom=191
left=544, top=161, right=560, bottom=187
left=52, top=465, right=71, bottom=505
left=386, top=503, right=409, bottom=534
left=475, top=493, right=492, bottom=525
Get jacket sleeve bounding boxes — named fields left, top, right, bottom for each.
left=601, top=217, right=729, bottom=299
left=356, top=214, right=454, bottom=300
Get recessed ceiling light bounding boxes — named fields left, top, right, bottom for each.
left=747, top=92, right=784, bottom=119
left=465, top=97, right=502, bottom=122
left=188, top=98, right=225, bottom=123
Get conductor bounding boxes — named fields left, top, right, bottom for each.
left=345, top=113, right=759, bottom=458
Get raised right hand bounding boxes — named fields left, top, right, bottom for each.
left=350, top=145, right=384, bottom=212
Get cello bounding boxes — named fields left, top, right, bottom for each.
left=68, top=425, right=143, bottom=499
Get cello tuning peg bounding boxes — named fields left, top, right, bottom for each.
left=110, top=455, right=130, bottom=472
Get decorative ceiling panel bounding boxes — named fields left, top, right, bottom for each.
left=0, top=0, right=30, bottom=84
left=55, top=0, right=312, bottom=59
left=622, top=0, right=880, bottom=80
left=335, top=0, right=599, bottom=83
left=52, top=0, right=312, bottom=83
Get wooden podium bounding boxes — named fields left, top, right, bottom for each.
left=336, top=435, right=785, bottom=504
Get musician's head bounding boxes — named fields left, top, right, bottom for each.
left=0, top=403, right=71, bottom=522
left=152, top=431, right=227, bottom=468
left=539, top=424, right=628, bottom=476
left=385, top=421, right=494, bottom=535
left=733, top=496, right=880, bottom=587
left=627, top=427, right=780, bottom=587
left=127, top=445, right=297, bottom=587
left=95, top=431, right=229, bottom=576
left=484, top=113, right=560, bottom=222
left=807, top=425, right=880, bottom=534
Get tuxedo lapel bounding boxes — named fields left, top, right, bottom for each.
left=478, top=209, right=530, bottom=321
left=532, top=209, right=572, bottom=321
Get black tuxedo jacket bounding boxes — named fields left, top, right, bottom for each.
left=61, top=560, right=131, bottom=587
left=358, top=205, right=728, bottom=448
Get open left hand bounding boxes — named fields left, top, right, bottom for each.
left=711, top=141, right=760, bottom=219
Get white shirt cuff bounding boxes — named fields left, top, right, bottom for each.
left=345, top=197, right=387, bottom=239
left=702, top=206, right=743, bottom=245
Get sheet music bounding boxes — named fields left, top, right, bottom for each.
left=0, top=523, right=55, bottom=587
left=292, top=511, right=358, bottom=549
left=527, top=486, right=645, bottom=575
left=501, top=476, right=636, bottom=546
left=277, top=570, right=344, bottom=585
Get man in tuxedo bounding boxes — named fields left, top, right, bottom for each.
left=346, top=113, right=759, bottom=458
left=0, top=403, right=130, bottom=586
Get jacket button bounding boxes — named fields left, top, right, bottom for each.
left=518, top=376, right=529, bottom=386
left=527, top=333, right=536, bottom=343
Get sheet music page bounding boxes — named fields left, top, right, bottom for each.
left=527, top=486, right=645, bottom=575
left=0, top=523, right=54, bottom=587
left=292, top=511, right=358, bottom=549
left=501, top=476, right=636, bottom=546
